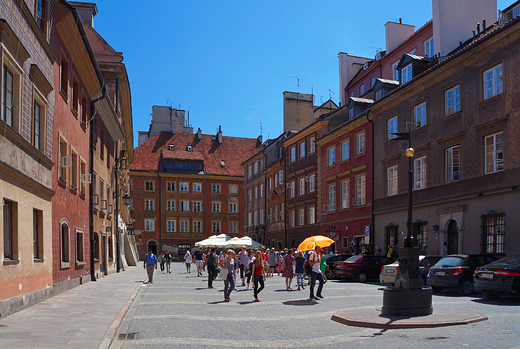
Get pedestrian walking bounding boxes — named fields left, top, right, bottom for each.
left=320, top=253, right=328, bottom=282
left=205, top=248, right=217, bottom=288
left=221, top=250, right=236, bottom=302
left=283, top=249, right=295, bottom=290
left=238, top=246, right=248, bottom=286
left=184, top=250, right=192, bottom=273
left=277, top=251, right=283, bottom=276
left=193, top=246, right=205, bottom=276
left=143, top=249, right=158, bottom=283
left=164, top=250, right=172, bottom=274
left=252, top=250, right=266, bottom=302
left=294, top=250, right=306, bottom=291
left=268, top=248, right=276, bottom=277
left=159, top=251, right=165, bottom=271
left=245, top=250, right=255, bottom=290
left=309, top=247, right=325, bottom=300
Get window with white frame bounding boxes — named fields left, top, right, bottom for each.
left=180, top=220, right=189, bottom=233
left=193, top=201, right=201, bottom=212
left=484, top=214, right=505, bottom=254
left=60, top=221, right=70, bottom=267
left=445, top=146, right=461, bottom=183
left=260, top=209, right=264, bottom=224
left=328, top=147, right=336, bottom=166
left=401, top=64, right=412, bottom=84
left=300, top=142, right=305, bottom=158
left=229, top=184, right=237, bottom=194
left=260, top=184, right=264, bottom=197
left=387, top=165, right=398, bottom=196
left=290, top=147, right=296, bottom=162
left=392, top=62, right=400, bottom=81
left=375, top=89, right=382, bottom=101
left=212, top=184, right=220, bottom=193
left=414, top=102, right=427, bottom=128
left=180, top=182, right=188, bottom=192
left=229, top=203, right=237, bottom=213
left=485, top=132, right=504, bottom=174
left=254, top=211, right=258, bottom=225
left=212, top=202, right=221, bottom=213
left=229, top=222, right=238, bottom=234
left=280, top=204, right=284, bottom=221
left=274, top=205, right=278, bottom=222
left=180, top=200, right=190, bottom=212
left=349, top=108, right=354, bottom=119
left=360, top=84, right=365, bottom=95
left=414, top=156, right=427, bottom=189
left=309, top=175, right=315, bottom=192
left=193, top=183, right=201, bottom=192
left=341, top=180, right=350, bottom=209
left=483, top=64, right=502, bottom=100
left=309, top=137, right=315, bottom=153
left=356, top=132, right=365, bottom=155
left=145, top=200, right=154, bottom=211
left=289, top=181, right=295, bottom=198
left=167, top=220, right=176, bottom=232
left=309, top=207, right=315, bottom=224
left=275, top=174, right=278, bottom=188
left=212, top=221, right=221, bottom=233
left=145, top=219, right=154, bottom=231
left=248, top=165, right=252, bottom=178
left=248, top=189, right=252, bottom=202
left=253, top=161, right=258, bottom=174
left=279, top=170, right=284, bottom=185
left=299, top=178, right=305, bottom=196
left=341, top=140, right=349, bottom=161
left=2, top=57, right=22, bottom=131
left=370, top=76, right=376, bottom=88
left=167, top=182, right=175, bottom=191
left=268, top=207, right=272, bottom=223
left=254, top=187, right=258, bottom=200
left=355, top=174, right=366, bottom=205
left=290, top=211, right=295, bottom=227
left=248, top=213, right=252, bottom=226
left=424, top=37, right=434, bottom=58
left=269, top=177, right=272, bottom=191
left=299, top=209, right=305, bottom=226
left=387, top=116, right=398, bottom=140
left=445, top=85, right=460, bottom=115
left=328, top=184, right=336, bottom=211
left=167, top=200, right=175, bottom=211
left=145, top=181, right=154, bottom=191
left=513, top=4, right=520, bottom=17
left=193, top=221, right=202, bottom=233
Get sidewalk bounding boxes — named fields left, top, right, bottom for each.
left=0, top=266, right=146, bottom=349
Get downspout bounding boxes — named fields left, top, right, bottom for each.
left=90, top=83, right=107, bottom=281
left=366, top=109, right=375, bottom=254
left=283, top=146, right=287, bottom=248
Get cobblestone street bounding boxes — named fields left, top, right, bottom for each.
left=111, top=262, right=520, bottom=349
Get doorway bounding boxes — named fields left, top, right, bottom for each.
left=148, top=240, right=158, bottom=256
left=447, top=220, right=458, bottom=254
left=101, top=234, right=108, bottom=275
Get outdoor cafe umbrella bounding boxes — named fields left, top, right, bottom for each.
left=297, top=235, right=335, bottom=251
left=225, top=236, right=265, bottom=249
left=195, top=234, right=230, bottom=248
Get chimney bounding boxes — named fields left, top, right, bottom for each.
left=216, top=125, right=223, bottom=146
left=385, top=21, right=415, bottom=54
left=257, top=135, right=263, bottom=145
left=68, top=2, right=98, bottom=27
left=197, top=128, right=202, bottom=141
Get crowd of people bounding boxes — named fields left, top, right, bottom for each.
left=143, top=245, right=329, bottom=302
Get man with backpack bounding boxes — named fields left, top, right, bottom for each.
left=308, top=247, right=325, bottom=300
left=205, top=248, right=217, bottom=288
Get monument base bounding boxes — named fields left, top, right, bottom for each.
left=381, top=286, right=433, bottom=316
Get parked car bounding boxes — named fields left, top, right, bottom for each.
left=473, top=256, right=520, bottom=299
left=333, top=255, right=392, bottom=282
left=380, top=255, right=442, bottom=286
left=427, top=254, right=499, bottom=295
left=325, top=254, right=350, bottom=279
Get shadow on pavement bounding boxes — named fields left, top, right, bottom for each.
left=282, top=299, right=318, bottom=306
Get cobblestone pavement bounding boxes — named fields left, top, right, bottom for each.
left=112, top=262, right=520, bottom=349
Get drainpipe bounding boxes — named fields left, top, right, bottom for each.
left=283, top=146, right=287, bottom=248
left=366, top=110, right=375, bottom=254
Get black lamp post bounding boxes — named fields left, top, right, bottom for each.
left=113, top=146, right=129, bottom=273
left=381, top=131, right=432, bottom=316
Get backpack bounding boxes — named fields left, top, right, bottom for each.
left=304, top=259, right=312, bottom=274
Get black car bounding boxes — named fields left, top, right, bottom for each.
left=427, top=254, right=499, bottom=295
left=325, top=254, right=350, bottom=279
left=473, top=256, right=520, bottom=299
left=334, top=255, right=393, bottom=282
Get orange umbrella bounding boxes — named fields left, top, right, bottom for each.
left=297, top=235, right=335, bottom=251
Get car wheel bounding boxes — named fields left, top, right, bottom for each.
left=432, top=286, right=443, bottom=293
left=357, top=272, right=367, bottom=282
left=458, top=279, right=473, bottom=296
left=326, top=270, right=335, bottom=280
left=483, top=292, right=500, bottom=299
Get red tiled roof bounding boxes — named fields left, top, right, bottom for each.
left=130, top=132, right=262, bottom=176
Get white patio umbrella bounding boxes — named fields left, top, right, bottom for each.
left=225, top=236, right=265, bottom=249
left=195, top=234, right=230, bottom=248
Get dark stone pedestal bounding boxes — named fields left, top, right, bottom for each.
left=381, top=286, right=433, bottom=316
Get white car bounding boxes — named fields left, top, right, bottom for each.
left=380, top=255, right=443, bottom=286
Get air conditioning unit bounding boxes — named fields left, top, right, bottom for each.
left=352, top=198, right=362, bottom=206
left=305, top=176, right=313, bottom=182
left=60, top=155, right=71, bottom=168
left=322, top=204, right=330, bottom=212
left=81, top=174, right=91, bottom=184
left=107, top=205, right=113, bottom=214
left=92, top=194, right=99, bottom=206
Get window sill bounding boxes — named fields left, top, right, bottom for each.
left=3, top=259, right=20, bottom=266
left=76, top=261, right=86, bottom=266
left=479, top=92, right=504, bottom=105
left=60, top=89, right=68, bottom=102
left=61, top=262, right=71, bottom=269
left=34, top=258, right=45, bottom=263
left=441, top=110, right=463, bottom=121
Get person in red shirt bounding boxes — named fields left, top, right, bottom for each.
left=252, top=250, right=266, bottom=302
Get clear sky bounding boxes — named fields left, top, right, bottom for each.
left=91, top=0, right=512, bottom=147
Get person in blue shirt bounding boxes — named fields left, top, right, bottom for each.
left=143, top=249, right=158, bottom=283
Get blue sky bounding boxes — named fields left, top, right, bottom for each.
left=92, top=0, right=511, bottom=147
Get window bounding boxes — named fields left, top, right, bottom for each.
left=401, top=64, right=412, bottom=84
left=248, top=165, right=252, bottom=178
left=348, top=108, right=354, bottom=119
left=229, top=203, right=237, bottom=213
left=254, top=211, right=258, bottom=225
left=32, top=97, right=46, bottom=151
left=274, top=174, right=278, bottom=188
left=180, top=220, right=189, bottom=233
left=309, top=207, right=315, bottom=224
left=483, top=64, right=502, bottom=100
left=145, top=219, right=154, bottom=231
left=514, top=4, right=520, bottom=17
left=260, top=209, right=264, bottom=224
left=300, top=142, right=305, bottom=158
left=167, top=220, right=176, bottom=232
left=360, top=84, right=365, bottom=95
left=254, top=187, right=258, bottom=199
left=413, top=223, right=428, bottom=254
left=290, top=147, right=296, bottom=162
left=341, top=180, right=350, bottom=209
left=414, top=156, right=427, bottom=189
left=229, top=185, right=237, bottom=194
left=328, top=147, right=336, bottom=166
left=309, top=137, right=315, bottom=153
left=80, top=159, right=87, bottom=195
left=180, top=182, right=188, bottom=192
left=274, top=206, right=278, bottom=222
left=309, top=175, right=315, bottom=192
left=254, top=161, right=258, bottom=174
left=387, top=165, right=398, bottom=196
left=355, top=174, right=366, bottom=205
left=279, top=171, right=284, bottom=185
left=212, top=221, right=221, bottom=233
left=81, top=95, right=88, bottom=127
left=299, top=178, right=305, bottom=196
left=248, top=213, right=252, bottom=226
left=445, top=85, right=460, bottom=115
left=145, top=200, right=154, bottom=211
left=269, top=177, right=272, bottom=191
left=229, top=222, right=238, bottom=234
left=193, top=221, right=202, bottom=233
left=387, top=116, right=398, bottom=140
left=414, top=102, right=427, bottom=128
left=445, top=146, right=461, bottom=183
left=72, top=75, right=79, bottom=114
left=370, top=76, right=376, bottom=88
left=35, top=0, right=46, bottom=31
left=60, top=221, right=70, bottom=267
left=180, top=201, right=190, bottom=212
left=167, top=200, right=176, bottom=211
left=145, top=181, right=154, bottom=191
left=341, top=140, right=349, bottom=161
left=424, top=37, right=434, bottom=58
left=289, top=182, right=295, bottom=198
left=260, top=184, right=264, bottom=198
left=375, top=90, right=382, bottom=101
left=60, top=54, right=69, bottom=98
left=248, top=189, right=252, bottom=202
left=290, top=211, right=295, bottom=227
left=3, top=200, right=16, bottom=260
left=484, top=214, right=505, bottom=254
left=167, top=182, right=175, bottom=191
left=299, top=209, right=305, bottom=226
left=212, top=184, right=220, bottom=193
left=76, top=229, right=84, bottom=263
left=485, top=132, right=504, bottom=174
left=328, top=184, right=336, bottom=211
left=392, top=62, right=400, bottom=81
left=212, top=202, right=221, bottom=213
left=193, top=201, right=201, bottom=212
left=59, top=138, right=68, bottom=181
left=31, top=209, right=42, bottom=260
left=356, top=132, right=365, bottom=155
left=280, top=204, right=284, bottom=221
left=268, top=208, right=272, bottom=223
left=70, top=150, right=78, bottom=190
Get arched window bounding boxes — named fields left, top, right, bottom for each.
left=94, top=232, right=100, bottom=260
left=60, top=221, right=70, bottom=267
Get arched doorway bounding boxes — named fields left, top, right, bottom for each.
left=447, top=220, right=458, bottom=254
left=148, top=240, right=158, bottom=256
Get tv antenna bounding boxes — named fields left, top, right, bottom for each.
left=329, top=89, right=335, bottom=100
left=255, top=120, right=264, bottom=137
left=287, top=75, right=305, bottom=92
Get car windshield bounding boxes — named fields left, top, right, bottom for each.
left=485, top=256, right=520, bottom=267
left=434, top=256, right=465, bottom=267
left=346, top=255, right=362, bottom=263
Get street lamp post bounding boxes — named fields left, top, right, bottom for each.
left=113, top=145, right=129, bottom=273
left=381, top=131, right=432, bottom=316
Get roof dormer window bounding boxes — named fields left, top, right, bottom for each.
left=401, top=64, right=412, bottom=84
left=168, top=144, right=174, bottom=150
left=186, top=145, right=192, bottom=151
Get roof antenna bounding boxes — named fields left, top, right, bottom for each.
left=329, top=89, right=335, bottom=101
